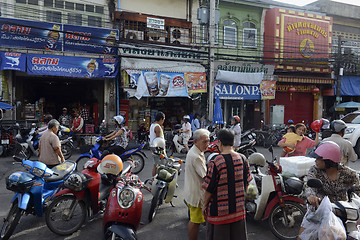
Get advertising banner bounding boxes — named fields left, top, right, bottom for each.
left=27, top=54, right=118, bottom=78
left=184, top=72, right=207, bottom=93
left=0, top=52, right=26, bottom=71
left=63, top=25, right=118, bottom=54
left=260, top=81, right=276, bottom=100
left=214, top=82, right=261, bottom=100
left=134, top=71, right=188, bottom=99
left=0, top=17, right=63, bottom=51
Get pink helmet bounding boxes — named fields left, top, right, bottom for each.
left=310, top=141, right=341, bottom=163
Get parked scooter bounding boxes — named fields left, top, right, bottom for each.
left=45, top=155, right=131, bottom=236
left=1, top=156, right=76, bottom=240
left=146, top=139, right=184, bottom=222
left=58, top=125, right=74, bottom=160
left=103, top=172, right=150, bottom=240
left=166, top=124, right=194, bottom=156
left=76, top=136, right=146, bottom=174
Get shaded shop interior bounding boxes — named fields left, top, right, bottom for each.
left=14, top=72, right=104, bottom=125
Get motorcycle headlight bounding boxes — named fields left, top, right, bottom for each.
left=32, top=167, right=44, bottom=177
left=346, top=128, right=355, bottom=134
left=118, top=188, right=135, bottom=209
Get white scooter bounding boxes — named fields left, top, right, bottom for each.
left=166, top=125, right=193, bottom=156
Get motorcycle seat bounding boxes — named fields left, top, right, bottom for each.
left=125, top=143, right=143, bottom=150
left=45, top=161, right=76, bottom=183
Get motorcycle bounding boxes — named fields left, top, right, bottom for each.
left=58, top=125, right=74, bottom=160
left=103, top=172, right=150, bottom=240
left=166, top=124, right=194, bottom=156
left=45, top=157, right=132, bottom=236
left=136, top=122, right=149, bottom=149
left=1, top=156, right=76, bottom=240
left=306, top=178, right=360, bottom=239
left=246, top=146, right=306, bottom=240
left=146, top=149, right=184, bottom=222
left=76, top=136, right=146, bottom=174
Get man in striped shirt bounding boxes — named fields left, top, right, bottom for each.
left=202, top=129, right=252, bottom=240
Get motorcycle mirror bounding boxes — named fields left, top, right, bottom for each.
left=307, top=178, right=323, bottom=189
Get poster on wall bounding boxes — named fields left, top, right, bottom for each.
left=27, top=54, right=118, bottom=78
left=0, top=17, right=63, bottom=51
left=63, top=25, right=118, bottom=55
left=184, top=72, right=207, bottom=94
left=0, top=52, right=26, bottom=71
left=134, top=71, right=189, bottom=99
left=260, top=81, right=276, bottom=100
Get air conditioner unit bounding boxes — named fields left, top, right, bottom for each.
left=124, top=29, right=144, bottom=41
left=147, top=29, right=166, bottom=43
left=170, top=27, right=191, bottom=45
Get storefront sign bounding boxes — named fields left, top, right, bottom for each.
left=0, top=52, right=26, bottom=71
left=63, top=25, right=118, bottom=55
left=260, top=81, right=276, bottom=99
left=27, top=54, right=118, bottom=78
left=214, top=61, right=275, bottom=75
left=0, top=17, right=63, bottom=51
left=147, top=17, right=165, bottom=30
left=184, top=72, right=207, bottom=93
left=276, top=84, right=317, bottom=92
left=214, top=83, right=261, bottom=100
left=119, top=44, right=203, bottom=61
left=134, top=71, right=189, bottom=99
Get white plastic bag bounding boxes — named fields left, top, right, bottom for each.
left=318, top=207, right=346, bottom=240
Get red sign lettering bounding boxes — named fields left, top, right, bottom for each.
left=1, top=24, right=31, bottom=34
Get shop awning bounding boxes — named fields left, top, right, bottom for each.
left=337, top=76, right=360, bottom=96
left=278, top=76, right=334, bottom=85
left=215, top=70, right=264, bottom=85
left=121, top=58, right=205, bottom=73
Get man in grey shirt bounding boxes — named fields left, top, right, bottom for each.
left=322, top=120, right=357, bottom=166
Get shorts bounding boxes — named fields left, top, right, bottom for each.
left=181, top=134, right=191, bottom=145
left=188, top=203, right=205, bottom=224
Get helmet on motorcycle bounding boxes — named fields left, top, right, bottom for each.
left=183, top=115, right=190, bottom=121
left=248, top=153, right=266, bottom=167
left=330, top=120, right=347, bottom=133
left=152, top=137, right=166, bottom=154
left=64, top=172, right=89, bottom=192
left=309, top=141, right=341, bottom=163
left=321, top=118, right=330, bottom=130
left=113, top=115, right=125, bottom=125
left=97, top=154, right=123, bottom=175
left=232, top=116, right=240, bottom=124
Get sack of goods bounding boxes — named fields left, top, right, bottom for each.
left=280, top=156, right=315, bottom=177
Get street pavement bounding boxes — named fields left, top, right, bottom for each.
left=0, top=146, right=360, bottom=240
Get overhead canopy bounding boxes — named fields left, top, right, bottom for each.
left=121, top=58, right=205, bottom=73
left=0, top=102, right=13, bottom=110
left=215, top=70, right=264, bottom=85
left=334, top=101, right=360, bottom=111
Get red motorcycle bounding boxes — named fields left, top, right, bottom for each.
left=103, top=173, right=150, bottom=240
left=45, top=154, right=129, bottom=235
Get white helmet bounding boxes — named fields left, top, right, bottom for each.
left=248, top=153, right=266, bottom=167
left=113, top=115, right=125, bottom=125
left=152, top=137, right=166, bottom=154
left=97, top=154, right=123, bottom=176
left=183, top=115, right=190, bottom=121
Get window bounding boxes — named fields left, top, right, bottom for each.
left=55, top=0, right=63, bottom=8
left=46, top=10, right=62, bottom=23
left=88, top=16, right=102, bottom=27
left=95, top=6, right=104, bottom=14
left=224, top=26, right=237, bottom=47
left=201, top=25, right=209, bottom=43
left=28, top=0, right=39, bottom=5
left=243, top=28, right=257, bottom=48
left=86, top=4, right=94, bottom=12
left=44, top=0, right=53, bottom=7
left=65, top=1, right=74, bottom=10
left=16, top=0, right=26, bottom=3
left=243, top=22, right=256, bottom=28
left=76, top=3, right=84, bottom=11
left=68, top=13, right=82, bottom=25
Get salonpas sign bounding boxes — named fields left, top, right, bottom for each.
left=214, top=61, right=275, bottom=75
left=214, top=82, right=261, bottom=100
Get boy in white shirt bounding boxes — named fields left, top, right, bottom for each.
left=179, top=115, right=192, bottom=152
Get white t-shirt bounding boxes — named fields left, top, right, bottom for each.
left=149, top=123, right=164, bottom=147
left=182, top=122, right=192, bottom=138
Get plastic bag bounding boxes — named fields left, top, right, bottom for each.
left=299, top=196, right=346, bottom=240
left=245, top=178, right=259, bottom=201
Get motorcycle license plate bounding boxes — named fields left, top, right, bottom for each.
left=1, top=139, right=9, bottom=144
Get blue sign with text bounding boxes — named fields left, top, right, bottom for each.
left=214, top=82, right=261, bottom=100
left=0, top=52, right=26, bottom=71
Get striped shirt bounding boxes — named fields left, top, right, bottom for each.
left=202, top=152, right=252, bottom=225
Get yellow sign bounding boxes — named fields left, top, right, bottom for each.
left=300, top=39, right=314, bottom=58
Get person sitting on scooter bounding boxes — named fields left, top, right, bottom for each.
left=179, top=115, right=192, bottom=153
left=297, top=141, right=360, bottom=239
left=103, top=115, right=128, bottom=157
left=230, top=115, right=241, bottom=149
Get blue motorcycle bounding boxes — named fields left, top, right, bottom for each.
left=76, top=136, right=146, bottom=174
left=0, top=156, right=76, bottom=240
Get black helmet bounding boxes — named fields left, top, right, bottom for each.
left=44, top=114, right=53, bottom=124
left=330, top=120, right=347, bottom=133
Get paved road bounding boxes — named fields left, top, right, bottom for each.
left=0, top=146, right=360, bottom=240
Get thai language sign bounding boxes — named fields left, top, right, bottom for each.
left=214, top=61, right=275, bottom=75
left=0, top=52, right=26, bottom=71
left=214, top=82, right=261, bottom=100
left=27, top=54, right=118, bottom=78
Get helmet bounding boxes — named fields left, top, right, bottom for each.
left=310, top=119, right=322, bottom=133
left=64, top=172, right=89, bottom=192
left=309, top=141, right=341, bottom=163
left=248, top=153, right=266, bottom=167
left=288, top=119, right=294, bottom=124
left=152, top=137, right=166, bottom=154
left=321, top=118, right=330, bottom=130
left=330, top=120, right=347, bottom=133
left=97, top=154, right=123, bottom=175
left=284, top=177, right=303, bottom=195
left=183, top=115, right=190, bottom=121
left=113, top=115, right=125, bottom=125
left=233, top=116, right=240, bottom=124
left=44, top=114, right=53, bottom=123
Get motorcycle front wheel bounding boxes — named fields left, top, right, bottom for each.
left=242, top=148, right=257, bottom=158
left=45, top=195, right=86, bottom=236
left=268, top=201, right=306, bottom=240
left=62, top=143, right=73, bottom=160
left=148, top=187, right=165, bottom=223
left=1, top=201, right=23, bottom=240
left=129, top=153, right=145, bottom=174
